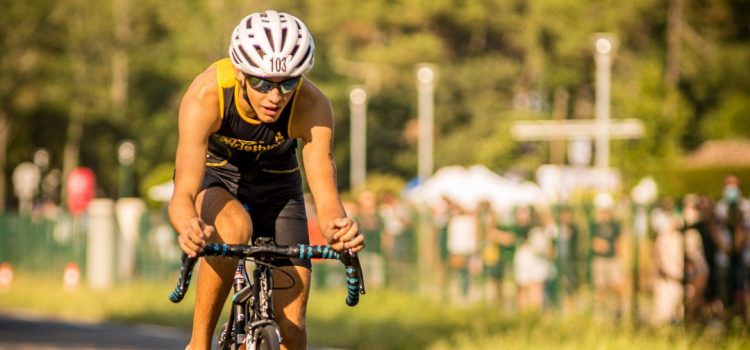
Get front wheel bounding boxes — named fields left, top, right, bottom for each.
left=254, top=324, right=281, bottom=350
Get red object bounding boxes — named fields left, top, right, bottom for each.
left=67, top=167, right=95, bottom=216
left=0, top=262, right=13, bottom=289
left=63, top=262, right=80, bottom=291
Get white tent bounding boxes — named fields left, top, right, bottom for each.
left=405, top=164, right=547, bottom=213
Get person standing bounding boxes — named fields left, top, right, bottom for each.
left=682, top=194, right=710, bottom=323
left=557, top=206, right=581, bottom=313
left=714, top=174, right=750, bottom=321
left=354, top=190, right=385, bottom=288
left=651, top=198, right=685, bottom=325
left=589, top=193, right=624, bottom=319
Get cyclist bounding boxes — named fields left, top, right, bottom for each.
left=168, top=10, right=365, bottom=350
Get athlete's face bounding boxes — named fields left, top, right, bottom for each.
left=238, top=72, right=298, bottom=123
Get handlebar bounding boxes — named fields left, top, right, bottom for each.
left=169, top=243, right=366, bottom=306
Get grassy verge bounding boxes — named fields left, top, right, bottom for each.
left=0, top=274, right=195, bottom=329
left=1, top=275, right=749, bottom=349
left=307, top=288, right=750, bottom=350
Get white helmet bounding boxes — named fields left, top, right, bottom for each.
left=229, top=10, right=315, bottom=77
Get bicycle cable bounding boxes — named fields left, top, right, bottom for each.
left=248, top=259, right=296, bottom=291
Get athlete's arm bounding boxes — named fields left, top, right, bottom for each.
left=292, top=79, right=365, bottom=253
left=168, top=66, right=222, bottom=257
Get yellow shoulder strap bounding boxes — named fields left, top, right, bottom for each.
left=214, top=58, right=236, bottom=118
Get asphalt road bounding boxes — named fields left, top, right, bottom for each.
left=0, top=311, right=190, bottom=349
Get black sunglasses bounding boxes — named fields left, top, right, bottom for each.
left=245, top=75, right=301, bottom=94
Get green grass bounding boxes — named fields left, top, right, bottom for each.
left=1, top=275, right=749, bottom=349
left=307, top=288, right=750, bottom=350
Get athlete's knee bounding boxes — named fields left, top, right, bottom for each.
left=278, top=316, right=307, bottom=350
left=211, top=214, right=252, bottom=244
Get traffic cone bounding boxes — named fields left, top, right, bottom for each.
left=63, top=262, right=80, bottom=292
left=0, top=262, right=13, bottom=291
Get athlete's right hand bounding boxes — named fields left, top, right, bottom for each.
left=178, top=217, right=215, bottom=257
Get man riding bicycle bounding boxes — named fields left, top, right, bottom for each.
left=168, top=10, right=365, bottom=350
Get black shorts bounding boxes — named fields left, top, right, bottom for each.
left=201, top=162, right=311, bottom=269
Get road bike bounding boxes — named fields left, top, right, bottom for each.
left=169, top=237, right=366, bottom=350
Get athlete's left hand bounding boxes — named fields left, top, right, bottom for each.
left=328, top=217, right=365, bottom=253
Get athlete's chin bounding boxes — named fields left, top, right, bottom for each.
left=258, top=110, right=281, bottom=123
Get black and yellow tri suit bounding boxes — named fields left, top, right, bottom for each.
left=201, top=58, right=310, bottom=268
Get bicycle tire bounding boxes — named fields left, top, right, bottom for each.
left=255, top=324, right=281, bottom=350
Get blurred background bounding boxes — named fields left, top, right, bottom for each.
left=1, top=0, right=749, bottom=348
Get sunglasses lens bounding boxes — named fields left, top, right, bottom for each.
left=248, top=76, right=274, bottom=93
left=280, top=77, right=300, bottom=94
left=247, top=76, right=300, bottom=94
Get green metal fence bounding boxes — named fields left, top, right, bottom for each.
left=0, top=210, right=182, bottom=282
left=0, top=213, right=87, bottom=277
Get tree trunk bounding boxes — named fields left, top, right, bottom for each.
left=61, top=96, right=85, bottom=205
left=111, top=0, right=129, bottom=121
left=665, top=0, right=684, bottom=90
left=61, top=46, right=88, bottom=206
left=0, top=110, right=8, bottom=212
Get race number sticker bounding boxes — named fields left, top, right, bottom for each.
left=268, top=55, right=288, bottom=73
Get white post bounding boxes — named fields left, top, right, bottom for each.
left=349, top=87, right=367, bottom=190
left=594, top=34, right=614, bottom=169
left=87, top=198, right=115, bottom=289
left=115, top=197, right=145, bottom=282
left=11, top=162, right=41, bottom=214
left=417, top=64, right=436, bottom=181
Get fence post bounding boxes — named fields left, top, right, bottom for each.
left=87, top=198, right=115, bottom=289
left=115, top=197, right=145, bottom=282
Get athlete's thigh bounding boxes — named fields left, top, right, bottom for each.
left=272, top=265, right=312, bottom=323
left=196, top=186, right=252, bottom=244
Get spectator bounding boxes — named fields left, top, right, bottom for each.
left=433, top=196, right=453, bottom=297
left=446, top=201, right=479, bottom=304
left=476, top=200, right=497, bottom=300
left=589, top=193, right=625, bottom=319
left=537, top=208, right=559, bottom=310
left=557, top=205, right=581, bottom=313
left=682, top=194, right=710, bottom=323
left=714, top=174, right=750, bottom=321
left=514, top=225, right=553, bottom=313
left=488, top=205, right=534, bottom=312
left=479, top=201, right=502, bottom=300
left=651, top=198, right=684, bottom=325
left=354, top=190, right=385, bottom=289
left=379, top=192, right=415, bottom=289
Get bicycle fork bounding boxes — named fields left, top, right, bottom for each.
left=232, top=260, right=248, bottom=346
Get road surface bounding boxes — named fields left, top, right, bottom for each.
left=0, top=311, right=189, bottom=349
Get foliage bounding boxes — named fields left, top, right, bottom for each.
left=664, top=166, right=750, bottom=199
left=2, top=0, right=749, bottom=205
left=364, top=172, right=408, bottom=196
left=139, top=161, right=176, bottom=208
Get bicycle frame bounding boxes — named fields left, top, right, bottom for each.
left=224, top=239, right=282, bottom=348
left=169, top=238, right=366, bottom=350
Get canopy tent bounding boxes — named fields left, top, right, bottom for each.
left=405, top=165, right=547, bottom=213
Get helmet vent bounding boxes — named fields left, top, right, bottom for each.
left=297, top=45, right=312, bottom=69
left=265, top=28, right=275, bottom=51
left=238, top=46, right=258, bottom=68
